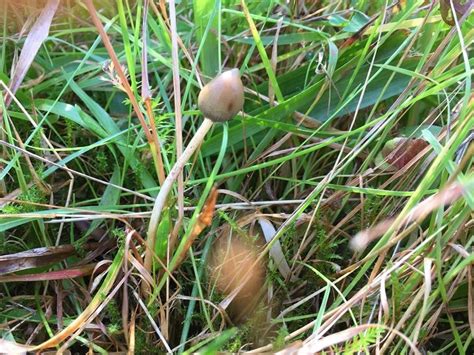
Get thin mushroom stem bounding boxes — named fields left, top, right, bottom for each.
left=144, top=118, right=214, bottom=274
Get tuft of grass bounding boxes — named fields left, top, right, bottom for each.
left=0, top=0, right=473, bottom=353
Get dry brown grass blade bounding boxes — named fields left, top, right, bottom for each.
left=0, top=263, right=102, bottom=282
left=3, top=113, right=49, bottom=193
left=379, top=287, right=425, bottom=352
left=468, top=265, right=474, bottom=336
left=0, top=243, right=101, bottom=275
left=127, top=308, right=137, bottom=355
left=412, top=258, right=434, bottom=345
left=440, top=0, right=474, bottom=26
left=83, top=0, right=151, bottom=142
left=350, top=181, right=468, bottom=252
left=27, top=249, right=124, bottom=351
left=299, top=324, right=421, bottom=354
left=84, top=0, right=166, bottom=182
left=57, top=269, right=132, bottom=353
left=4, top=0, right=59, bottom=108
left=173, top=187, right=219, bottom=269
left=450, top=242, right=474, bottom=337
left=133, top=289, right=172, bottom=352
left=252, top=235, right=439, bottom=353
left=121, top=230, right=136, bottom=346
left=149, top=0, right=202, bottom=88
left=142, top=0, right=166, bottom=185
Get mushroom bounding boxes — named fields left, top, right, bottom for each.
left=198, top=68, right=244, bottom=122
left=144, top=69, right=245, bottom=273
left=208, top=227, right=266, bottom=323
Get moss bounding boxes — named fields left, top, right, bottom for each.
left=224, top=326, right=249, bottom=352
left=112, top=228, right=126, bottom=245
left=272, top=326, right=289, bottom=351
left=106, top=299, right=122, bottom=325
left=95, top=149, right=110, bottom=174
left=1, top=186, right=46, bottom=214
left=107, top=322, right=121, bottom=336
left=135, top=331, right=161, bottom=354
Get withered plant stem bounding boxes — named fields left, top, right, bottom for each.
left=84, top=0, right=166, bottom=186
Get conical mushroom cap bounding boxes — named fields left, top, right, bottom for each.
left=198, top=68, right=244, bottom=122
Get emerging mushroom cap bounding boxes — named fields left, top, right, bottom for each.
left=208, top=232, right=265, bottom=323
left=198, top=68, right=244, bottom=122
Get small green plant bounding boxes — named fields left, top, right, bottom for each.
left=134, top=330, right=161, bottom=355
left=105, top=299, right=121, bottom=325
left=1, top=186, right=46, bottom=214
left=272, top=325, right=289, bottom=351
left=343, top=327, right=385, bottom=354
left=361, top=195, right=385, bottom=229
left=65, top=118, right=74, bottom=146
left=224, top=326, right=248, bottom=352
left=112, top=228, right=126, bottom=245
left=1, top=204, right=21, bottom=214
left=106, top=322, right=121, bottom=336
left=95, top=149, right=110, bottom=174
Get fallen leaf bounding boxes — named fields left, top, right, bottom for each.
left=375, top=137, right=428, bottom=171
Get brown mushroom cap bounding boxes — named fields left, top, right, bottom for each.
left=198, top=68, right=244, bottom=122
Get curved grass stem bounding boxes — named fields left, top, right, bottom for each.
left=144, top=118, right=214, bottom=277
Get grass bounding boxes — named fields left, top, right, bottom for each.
left=0, top=0, right=473, bottom=353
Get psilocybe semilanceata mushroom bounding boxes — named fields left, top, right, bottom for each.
left=198, top=68, right=244, bottom=122
left=144, top=69, right=245, bottom=274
